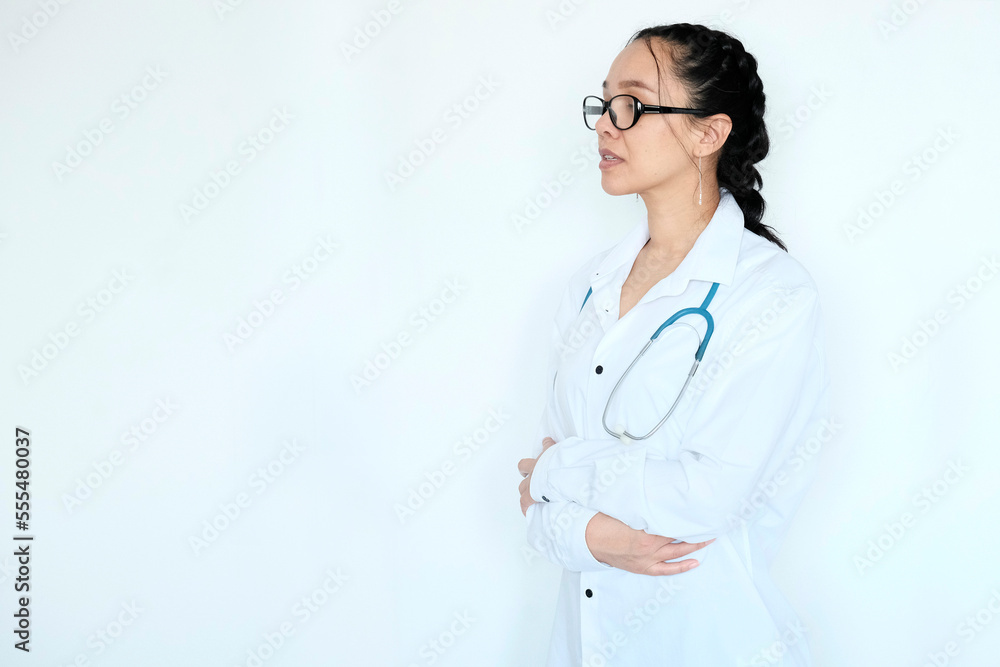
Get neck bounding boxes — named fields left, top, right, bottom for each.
left=641, top=186, right=721, bottom=259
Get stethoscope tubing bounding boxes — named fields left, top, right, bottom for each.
left=568, top=281, right=720, bottom=443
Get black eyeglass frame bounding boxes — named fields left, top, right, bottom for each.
left=582, top=94, right=714, bottom=131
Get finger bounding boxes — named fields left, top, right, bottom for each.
left=542, top=437, right=556, bottom=449
left=645, top=559, right=700, bottom=576
left=517, top=458, right=534, bottom=476
left=656, top=538, right=715, bottom=559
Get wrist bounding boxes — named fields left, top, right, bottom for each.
left=585, top=512, right=620, bottom=565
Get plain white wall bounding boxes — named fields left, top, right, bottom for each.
left=2, top=0, right=999, bottom=665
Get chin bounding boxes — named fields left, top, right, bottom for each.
left=599, top=177, right=637, bottom=197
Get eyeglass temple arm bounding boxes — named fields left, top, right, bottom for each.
left=644, top=105, right=712, bottom=115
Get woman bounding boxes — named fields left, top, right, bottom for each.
left=516, top=23, right=830, bottom=666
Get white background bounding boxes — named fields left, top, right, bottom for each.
left=2, top=1, right=999, bottom=666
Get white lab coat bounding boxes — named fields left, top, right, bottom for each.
left=523, top=188, right=830, bottom=666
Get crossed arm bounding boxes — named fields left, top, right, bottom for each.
left=518, top=282, right=825, bottom=572
left=519, top=439, right=712, bottom=575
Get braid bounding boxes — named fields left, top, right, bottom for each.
left=716, top=37, right=784, bottom=251
left=629, top=24, right=787, bottom=251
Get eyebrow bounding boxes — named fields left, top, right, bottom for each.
left=602, top=79, right=655, bottom=94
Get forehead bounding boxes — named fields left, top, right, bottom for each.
left=601, top=39, right=678, bottom=99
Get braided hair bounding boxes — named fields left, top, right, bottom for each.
left=627, top=23, right=786, bottom=251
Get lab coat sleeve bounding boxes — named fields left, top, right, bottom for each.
left=528, top=282, right=828, bottom=544
left=522, top=285, right=612, bottom=572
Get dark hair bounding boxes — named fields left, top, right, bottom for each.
left=627, top=23, right=786, bottom=251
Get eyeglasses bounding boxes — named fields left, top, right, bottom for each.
left=582, top=94, right=713, bottom=131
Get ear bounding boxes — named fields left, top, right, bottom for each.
left=699, top=113, right=733, bottom=153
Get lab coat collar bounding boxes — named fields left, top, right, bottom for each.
left=591, top=187, right=744, bottom=298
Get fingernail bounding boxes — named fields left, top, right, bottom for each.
left=688, top=562, right=699, bottom=570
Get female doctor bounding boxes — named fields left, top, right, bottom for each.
left=516, top=23, right=830, bottom=667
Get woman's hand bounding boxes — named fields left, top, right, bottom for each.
left=585, top=511, right=715, bottom=576
left=517, top=437, right=556, bottom=516
left=517, top=438, right=714, bottom=575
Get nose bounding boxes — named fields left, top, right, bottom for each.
left=594, top=107, right=620, bottom=135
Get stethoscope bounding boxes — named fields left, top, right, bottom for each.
left=559, top=281, right=720, bottom=443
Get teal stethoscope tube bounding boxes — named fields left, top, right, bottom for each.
left=576, top=282, right=720, bottom=442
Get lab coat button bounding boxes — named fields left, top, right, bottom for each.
left=585, top=589, right=593, bottom=598
left=595, top=365, right=603, bottom=374
left=541, top=495, right=550, bottom=502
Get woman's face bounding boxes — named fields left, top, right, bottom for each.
left=596, top=40, right=699, bottom=198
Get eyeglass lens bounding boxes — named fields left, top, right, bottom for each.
left=584, top=95, right=636, bottom=130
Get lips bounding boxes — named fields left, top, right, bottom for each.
left=598, top=148, right=624, bottom=171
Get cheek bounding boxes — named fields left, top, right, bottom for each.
left=639, top=142, right=685, bottom=178
left=626, top=133, right=674, bottom=172
left=623, top=149, right=663, bottom=181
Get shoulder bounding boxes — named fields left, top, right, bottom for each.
left=715, top=230, right=825, bottom=337
left=732, top=230, right=821, bottom=300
